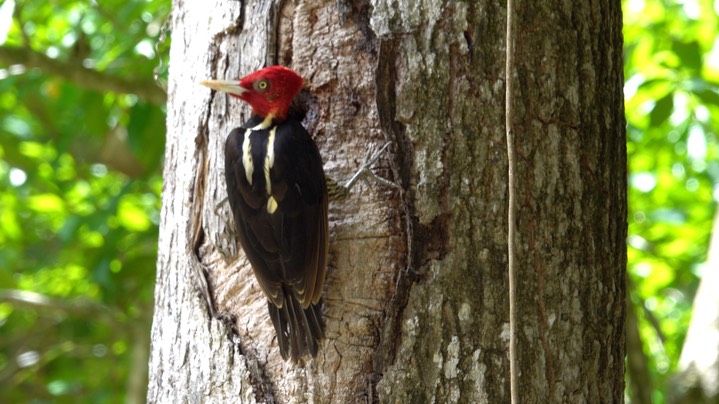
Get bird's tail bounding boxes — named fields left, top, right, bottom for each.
left=267, top=293, right=324, bottom=362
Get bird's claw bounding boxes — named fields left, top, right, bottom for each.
left=343, top=142, right=399, bottom=191
left=215, top=196, right=229, bottom=216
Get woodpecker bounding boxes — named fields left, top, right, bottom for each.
left=200, top=66, right=327, bottom=361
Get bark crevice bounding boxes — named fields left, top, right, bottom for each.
left=371, top=37, right=418, bottom=400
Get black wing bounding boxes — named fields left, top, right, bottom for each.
left=268, top=119, right=328, bottom=308
left=224, top=126, right=284, bottom=304
left=224, top=119, right=328, bottom=309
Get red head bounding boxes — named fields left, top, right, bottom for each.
left=200, top=66, right=304, bottom=120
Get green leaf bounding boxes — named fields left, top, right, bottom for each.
left=695, top=89, right=719, bottom=106
left=649, top=93, right=674, bottom=127
left=639, top=77, right=669, bottom=91
left=671, top=39, right=702, bottom=74
left=0, top=209, right=21, bottom=240
left=126, top=102, right=166, bottom=171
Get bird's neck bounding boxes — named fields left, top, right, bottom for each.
left=245, top=114, right=280, bottom=131
left=252, top=114, right=275, bottom=130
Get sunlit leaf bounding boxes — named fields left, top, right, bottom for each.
left=0, top=208, right=21, bottom=240
left=117, top=197, right=150, bottom=231
left=28, top=193, right=65, bottom=213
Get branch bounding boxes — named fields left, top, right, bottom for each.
left=12, top=1, right=32, bottom=47
left=0, top=289, right=119, bottom=323
left=0, top=45, right=167, bottom=104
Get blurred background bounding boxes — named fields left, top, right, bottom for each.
left=0, top=0, right=168, bottom=402
left=0, top=0, right=716, bottom=402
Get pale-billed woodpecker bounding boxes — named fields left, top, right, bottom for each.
left=200, top=66, right=327, bottom=361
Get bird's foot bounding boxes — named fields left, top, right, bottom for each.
left=343, top=142, right=399, bottom=191
left=214, top=196, right=229, bottom=216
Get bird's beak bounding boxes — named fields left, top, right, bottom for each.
left=199, top=79, right=248, bottom=96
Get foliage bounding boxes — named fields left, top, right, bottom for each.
left=0, top=0, right=169, bottom=401
left=624, top=0, right=718, bottom=401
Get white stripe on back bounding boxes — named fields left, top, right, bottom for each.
left=264, top=126, right=277, bottom=197
left=242, top=129, right=253, bottom=184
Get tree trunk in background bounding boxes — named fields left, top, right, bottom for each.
left=148, top=0, right=626, bottom=402
left=670, top=209, right=719, bottom=403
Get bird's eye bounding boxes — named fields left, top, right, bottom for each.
left=254, top=79, right=270, bottom=92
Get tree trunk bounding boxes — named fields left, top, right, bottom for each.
left=670, top=209, right=719, bottom=403
left=148, top=0, right=626, bottom=402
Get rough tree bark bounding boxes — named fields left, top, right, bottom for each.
left=148, top=0, right=626, bottom=402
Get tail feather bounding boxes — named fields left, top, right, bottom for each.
left=268, top=295, right=324, bottom=361
left=268, top=300, right=290, bottom=357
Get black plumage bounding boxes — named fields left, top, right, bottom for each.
left=224, top=114, right=328, bottom=361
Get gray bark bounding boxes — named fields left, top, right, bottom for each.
left=148, top=0, right=626, bottom=402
